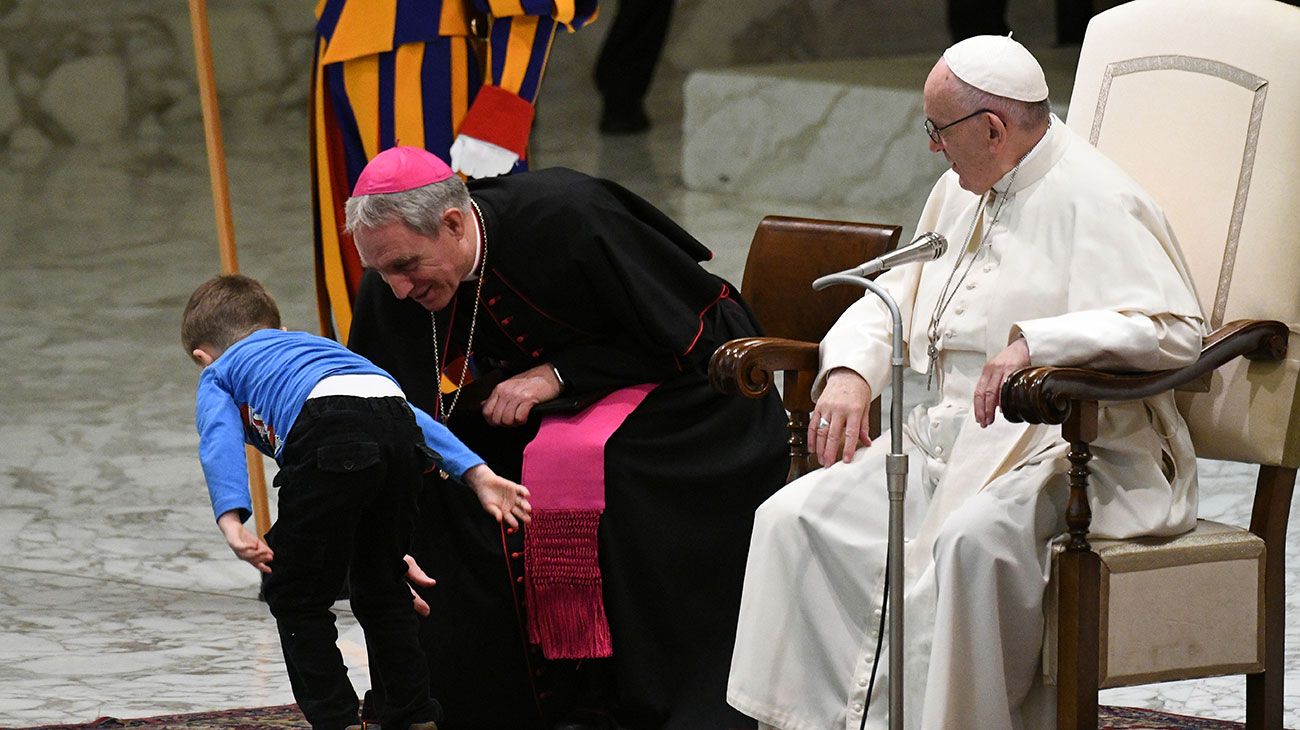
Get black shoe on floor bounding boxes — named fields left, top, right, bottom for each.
left=599, top=101, right=651, bottom=135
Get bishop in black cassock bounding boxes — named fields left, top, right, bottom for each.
left=348, top=164, right=788, bottom=730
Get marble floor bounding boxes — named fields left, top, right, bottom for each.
left=0, top=24, right=1297, bottom=730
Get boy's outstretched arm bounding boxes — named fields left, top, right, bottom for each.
left=217, top=510, right=274, bottom=573
left=410, top=403, right=486, bottom=478
left=409, top=402, right=531, bottom=526
left=463, top=465, right=532, bottom=530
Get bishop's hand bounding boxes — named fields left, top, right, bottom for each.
left=482, top=363, right=563, bottom=426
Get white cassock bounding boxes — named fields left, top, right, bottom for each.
left=727, top=117, right=1207, bottom=730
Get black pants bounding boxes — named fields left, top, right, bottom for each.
left=594, top=0, right=675, bottom=110
left=262, top=395, right=442, bottom=730
left=947, top=0, right=1010, bottom=42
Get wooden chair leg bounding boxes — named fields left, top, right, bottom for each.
left=1056, top=550, right=1100, bottom=730
left=787, top=408, right=813, bottom=482
left=1057, top=406, right=1100, bottom=730
left=1246, top=465, right=1295, bottom=729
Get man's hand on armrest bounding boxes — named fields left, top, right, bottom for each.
left=810, top=368, right=875, bottom=466
left=975, top=336, right=1030, bottom=428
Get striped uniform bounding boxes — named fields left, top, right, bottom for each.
left=310, top=0, right=598, bottom=343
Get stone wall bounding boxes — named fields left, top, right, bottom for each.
left=0, top=0, right=315, bottom=164
left=664, top=0, right=1060, bottom=71
left=0, top=0, right=1068, bottom=160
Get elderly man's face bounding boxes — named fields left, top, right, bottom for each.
left=923, top=61, right=1003, bottom=194
left=354, top=212, right=474, bottom=312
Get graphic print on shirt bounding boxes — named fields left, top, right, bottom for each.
left=239, top=403, right=279, bottom=455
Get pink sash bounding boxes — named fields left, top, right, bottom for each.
left=521, top=383, right=657, bottom=659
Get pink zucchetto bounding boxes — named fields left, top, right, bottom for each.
left=943, top=34, right=1049, bottom=103
left=351, top=146, right=455, bottom=196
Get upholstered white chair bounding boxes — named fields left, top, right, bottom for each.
left=711, top=1, right=1300, bottom=728
left=1002, top=0, right=1300, bottom=727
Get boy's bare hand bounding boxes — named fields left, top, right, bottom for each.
left=463, top=465, right=532, bottom=529
left=217, top=511, right=274, bottom=574
left=403, top=554, right=436, bottom=617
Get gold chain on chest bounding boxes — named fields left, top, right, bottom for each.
left=430, top=198, right=487, bottom=422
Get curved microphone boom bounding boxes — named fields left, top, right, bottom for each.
left=851, top=231, right=947, bottom=277
left=813, top=232, right=948, bottom=292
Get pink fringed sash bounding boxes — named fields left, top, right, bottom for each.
left=521, top=383, right=657, bottom=659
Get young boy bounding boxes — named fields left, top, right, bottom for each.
left=183, top=274, right=530, bottom=730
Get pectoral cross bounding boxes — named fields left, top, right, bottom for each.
left=926, top=324, right=941, bottom=390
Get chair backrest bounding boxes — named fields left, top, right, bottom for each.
left=741, top=215, right=901, bottom=343
left=1065, top=0, right=1300, bottom=467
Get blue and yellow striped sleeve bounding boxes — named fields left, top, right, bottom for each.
left=473, top=0, right=598, bottom=103
left=455, top=0, right=597, bottom=154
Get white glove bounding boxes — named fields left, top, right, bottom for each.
left=450, top=135, right=519, bottom=179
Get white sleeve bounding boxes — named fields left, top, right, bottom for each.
left=1012, top=311, right=1204, bottom=371
left=814, top=260, right=922, bottom=399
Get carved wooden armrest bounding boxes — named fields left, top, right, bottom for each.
left=1001, top=319, right=1289, bottom=426
left=998, top=318, right=1287, bottom=558
left=709, top=337, right=820, bottom=399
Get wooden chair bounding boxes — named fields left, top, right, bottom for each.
left=710, top=1, right=1299, bottom=727
left=1000, top=1, right=1300, bottom=727
left=711, top=215, right=900, bottom=481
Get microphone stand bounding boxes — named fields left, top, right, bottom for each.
left=811, top=271, right=907, bottom=730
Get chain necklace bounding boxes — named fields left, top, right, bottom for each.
left=924, top=164, right=1020, bottom=389
left=430, top=198, right=487, bottom=422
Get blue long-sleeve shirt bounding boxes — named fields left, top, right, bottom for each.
left=194, top=329, right=483, bottom=522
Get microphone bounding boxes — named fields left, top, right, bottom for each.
left=846, top=232, right=948, bottom=277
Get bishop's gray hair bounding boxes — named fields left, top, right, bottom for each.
left=947, top=73, right=1051, bottom=132
left=344, top=177, right=473, bottom=238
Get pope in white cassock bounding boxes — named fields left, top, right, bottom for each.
left=726, top=36, right=1207, bottom=730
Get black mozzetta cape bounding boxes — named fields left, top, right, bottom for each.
left=349, top=168, right=788, bottom=730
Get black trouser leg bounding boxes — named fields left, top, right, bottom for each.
left=947, top=0, right=1010, bottom=42
left=1054, top=0, right=1094, bottom=44
left=349, top=430, right=439, bottom=729
left=264, top=396, right=441, bottom=730
left=594, top=0, right=675, bottom=131
left=263, top=470, right=364, bottom=730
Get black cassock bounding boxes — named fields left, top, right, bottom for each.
left=349, top=168, right=787, bottom=730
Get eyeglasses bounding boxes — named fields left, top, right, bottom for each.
left=924, top=108, right=996, bottom=143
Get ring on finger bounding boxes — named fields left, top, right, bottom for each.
left=817, top=417, right=831, bottom=430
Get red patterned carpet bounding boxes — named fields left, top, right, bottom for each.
left=6, top=704, right=1277, bottom=730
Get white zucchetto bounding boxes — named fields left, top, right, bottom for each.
left=943, top=34, right=1049, bottom=102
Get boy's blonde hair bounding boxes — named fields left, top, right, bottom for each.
left=181, top=274, right=282, bottom=355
